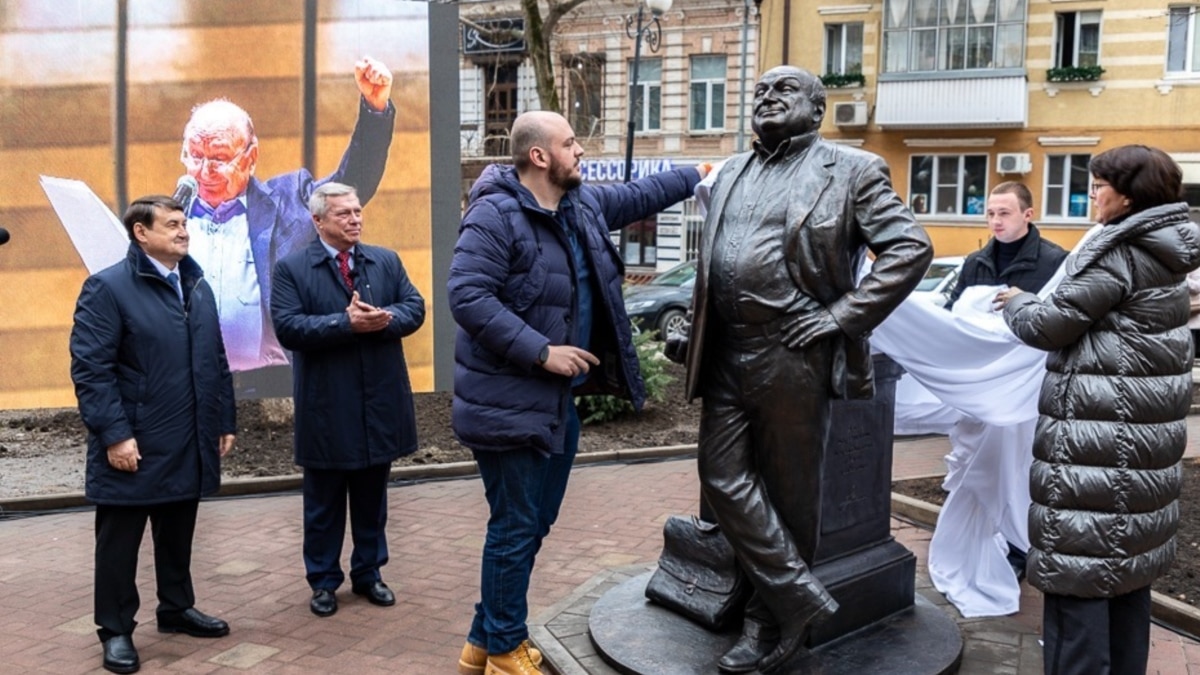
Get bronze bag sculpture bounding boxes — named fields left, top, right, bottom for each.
left=645, top=515, right=750, bottom=630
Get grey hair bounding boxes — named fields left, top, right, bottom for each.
left=308, top=182, right=358, bottom=218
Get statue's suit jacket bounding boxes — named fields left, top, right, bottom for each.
left=684, top=138, right=932, bottom=401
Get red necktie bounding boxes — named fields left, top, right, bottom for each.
left=336, top=251, right=354, bottom=292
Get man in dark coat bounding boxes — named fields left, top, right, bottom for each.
left=942, top=181, right=1067, bottom=585
left=180, top=57, right=395, bottom=376
left=270, top=182, right=425, bottom=619
left=70, top=195, right=238, bottom=674
left=945, top=181, right=1068, bottom=310
left=666, top=66, right=932, bottom=673
left=448, top=110, right=707, bottom=675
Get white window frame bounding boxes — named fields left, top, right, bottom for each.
left=1054, top=11, right=1101, bottom=68
left=1167, top=6, right=1200, bottom=75
left=908, top=154, right=989, bottom=216
left=882, top=0, right=1027, bottom=74
left=689, top=55, right=727, bottom=131
left=824, top=23, right=865, bottom=75
left=629, top=57, right=662, bottom=133
left=1043, top=154, right=1092, bottom=221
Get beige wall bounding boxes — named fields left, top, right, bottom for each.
left=758, top=0, right=1200, bottom=256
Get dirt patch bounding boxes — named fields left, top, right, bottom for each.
left=892, top=459, right=1200, bottom=609
left=0, top=361, right=700, bottom=497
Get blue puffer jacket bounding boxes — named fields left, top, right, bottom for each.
left=70, top=244, right=236, bottom=506
left=449, top=164, right=701, bottom=454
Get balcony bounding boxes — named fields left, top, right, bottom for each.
left=874, top=72, right=1027, bottom=129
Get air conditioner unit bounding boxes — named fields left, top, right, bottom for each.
left=832, top=101, right=868, bottom=127
left=997, top=152, right=1033, bottom=174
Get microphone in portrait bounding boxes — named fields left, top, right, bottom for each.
left=172, top=175, right=199, bottom=214
left=0, top=227, right=9, bottom=246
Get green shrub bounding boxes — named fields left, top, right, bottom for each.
left=576, top=320, right=675, bottom=425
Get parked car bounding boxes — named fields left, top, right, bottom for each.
left=911, top=256, right=964, bottom=307
left=623, top=260, right=696, bottom=339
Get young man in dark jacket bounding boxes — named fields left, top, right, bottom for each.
left=270, top=182, right=425, bottom=619
left=70, top=195, right=237, bottom=674
left=942, top=181, right=1067, bottom=584
left=448, top=111, right=707, bottom=675
left=945, top=182, right=1068, bottom=310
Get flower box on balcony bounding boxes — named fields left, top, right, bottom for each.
left=1046, top=65, right=1105, bottom=83
left=821, top=72, right=866, bottom=89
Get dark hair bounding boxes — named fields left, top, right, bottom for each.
left=1089, top=145, right=1184, bottom=213
left=991, top=181, right=1033, bottom=211
left=122, top=195, right=184, bottom=240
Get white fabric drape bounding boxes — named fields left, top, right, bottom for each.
left=887, top=0, right=909, bottom=29
left=970, top=0, right=992, bottom=23
left=999, top=0, right=1023, bottom=21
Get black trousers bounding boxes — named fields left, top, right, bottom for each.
left=697, top=330, right=837, bottom=627
left=302, top=464, right=391, bottom=591
left=94, top=499, right=199, bottom=641
left=1042, top=586, right=1152, bottom=675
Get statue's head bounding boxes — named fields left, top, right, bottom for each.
left=751, top=66, right=826, bottom=151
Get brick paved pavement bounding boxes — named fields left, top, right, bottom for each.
left=0, top=428, right=1198, bottom=673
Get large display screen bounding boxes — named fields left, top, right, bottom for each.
left=0, top=1, right=436, bottom=408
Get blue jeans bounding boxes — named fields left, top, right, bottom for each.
left=468, top=401, right=580, bottom=655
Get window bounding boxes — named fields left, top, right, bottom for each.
left=1168, top=6, right=1200, bottom=74
left=1054, top=11, right=1100, bottom=68
left=629, top=58, right=662, bottom=132
left=882, top=0, right=1026, bottom=74
left=623, top=216, right=658, bottom=266
left=1045, top=154, right=1091, bottom=219
left=825, top=23, right=864, bottom=75
left=909, top=155, right=988, bottom=215
left=566, top=54, right=604, bottom=138
left=690, top=56, right=726, bottom=131
left=484, top=63, right=519, bottom=156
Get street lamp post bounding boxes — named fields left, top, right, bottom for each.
left=623, top=0, right=672, bottom=183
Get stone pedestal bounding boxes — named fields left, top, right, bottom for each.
left=588, top=355, right=962, bottom=673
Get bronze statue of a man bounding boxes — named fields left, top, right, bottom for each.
left=667, top=66, right=933, bottom=673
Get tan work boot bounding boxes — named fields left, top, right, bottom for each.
left=484, top=641, right=542, bottom=675
left=459, top=640, right=542, bottom=675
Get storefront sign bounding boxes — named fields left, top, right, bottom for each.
left=580, top=158, right=675, bottom=183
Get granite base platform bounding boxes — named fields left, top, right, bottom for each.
left=585, top=571, right=961, bottom=674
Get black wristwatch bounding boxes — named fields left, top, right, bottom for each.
left=537, top=345, right=550, bottom=365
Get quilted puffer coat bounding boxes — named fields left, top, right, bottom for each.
left=1004, top=202, right=1200, bottom=598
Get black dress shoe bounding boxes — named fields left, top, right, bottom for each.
left=759, top=599, right=838, bottom=674
left=311, top=589, right=338, bottom=617
left=718, top=620, right=779, bottom=673
left=352, top=580, right=395, bottom=607
left=101, top=634, right=139, bottom=674
left=156, top=607, right=230, bottom=638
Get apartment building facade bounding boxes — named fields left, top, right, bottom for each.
left=457, top=0, right=760, bottom=271
left=758, top=0, right=1200, bottom=255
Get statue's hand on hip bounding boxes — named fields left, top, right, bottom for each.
left=781, top=304, right=839, bottom=350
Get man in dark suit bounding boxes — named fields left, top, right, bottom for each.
left=667, top=66, right=932, bottom=673
left=269, top=182, right=425, bottom=619
left=181, top=57, right=395, bottom=376
left=70, top=195, right=238, bottom=674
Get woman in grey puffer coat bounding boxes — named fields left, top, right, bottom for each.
left=995, top=145, right=1200, bottom=675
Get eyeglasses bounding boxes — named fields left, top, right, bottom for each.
left=1089, top=181, right=1111, bottom=196
left=180, top=145, right=250, bottom=171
